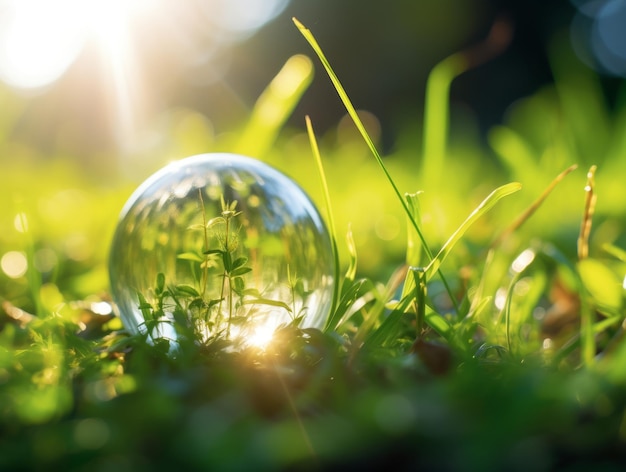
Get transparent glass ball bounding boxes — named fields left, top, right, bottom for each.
left=109, top=153, right=334, bottom=347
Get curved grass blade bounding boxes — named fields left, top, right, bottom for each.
left=326, top=277, right=376, bottom=332
left=491, top=164, right=578, bottom=248
left=236, top=54, right=313, bottom=156
left=425, top=182, right=522, bottom=280
left=293, top=17, right=431, bottom=258
left=363, top=294, right=413, bottom=348
left=577, top=165, right=598, bottom=366
left=294, top=17, right=459, bottom=312
left=423, top=17, right=512, bottom=184
left=603, top=243, right=626, bottom=262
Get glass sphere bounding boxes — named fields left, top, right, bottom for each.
left=109, top=153, right=334, bottom=348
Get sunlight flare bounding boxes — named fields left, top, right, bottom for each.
left=247, top=320, right=278, bottom=349
left=0, top=0, right=85, bottom=89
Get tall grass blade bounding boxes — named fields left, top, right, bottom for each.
left=305, top=116, right=341, bottom=326
left=294, top=17, right=461, bottom=314
left=405, top=192, right=424, bottom=267
left=423, top=18, right=511, bottom=184
left=15, top=211, right=45, bottom=317
left=578, top=165, right=597, bottom=260
left=293, top=18, right=431, bottom=257
left=236, top=54, right=313, bottom=156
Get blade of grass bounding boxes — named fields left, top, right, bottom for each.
left=327, top=278, right=376, bottom=332
left=603, top=243, right=626, bottom=262
left=413, top=267, right=427, bottom=335
left=578, top=165, right=597, bottom=260
left=352, top=265, right=408, bottom=351
left=363, top=294, right=413, bottom=348
left=236, top=54, right=313, bottom=156
left=305, top=116, right=340, bottom=327
left=344, top=224, right=357, bottom=283
left=578, top=166, right=598, bottom=367
left=405, top=192, right=424, bottom=267
left=293, top=17, right=431, bottom=259
left=424, top=182, right=522, bottom=280
left=491, top=164, right=578, bottom=248
left=423, top=17, right=512, bottom=184
left=16, top=210, right=45, bottom=317
left=294, top=17, right=459, bottom=313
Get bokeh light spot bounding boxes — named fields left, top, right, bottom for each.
left=1, top=251, right=28, bottom=278
left=571, top=0, right=626, bottom=76
left=13, top=213, right=29, bottom=233
left=511, top=248, right=535, bottom=273
left=374, top=214, right=401, bottom=241
left=34, top=248, right=58, bottom=273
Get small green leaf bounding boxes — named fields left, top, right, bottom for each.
left=424, top=310, right=453, bottom=340
left=178, top=252, right=204, bottom=262
left=188, top=298, right=205, bottom=311
left=136, top=292, right=153, bottom=321
left=207, top=216, right=225, bottom=227
left=156, top=273, right=165, bottom=294
left=242, top=288, right=262, bottom=298
left=175, top=284, right=200, bottom=297
left=223, top=251, right=232, bottom=271
left=231, top=256, right=248, bottom=270
left=243, top=298, right=292, bottom=312
left=230, top=266, right=252, bottom=277
left=232, top=277, right=245, bottom=294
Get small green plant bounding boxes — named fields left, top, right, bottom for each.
left=203, top=194, right=249, bottom=336
left=133, top=191, right=302, bottom=350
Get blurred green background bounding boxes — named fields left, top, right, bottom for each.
left=1, top=0, right=626, bottom=313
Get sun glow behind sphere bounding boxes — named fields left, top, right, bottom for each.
left=0, top=0, right=290, bottom=90
left=0, top=0, right=152, bottom=90
left=0, top=0, right=86, bottom=89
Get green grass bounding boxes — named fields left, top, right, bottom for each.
left=2, top=18, right=626, bottom=472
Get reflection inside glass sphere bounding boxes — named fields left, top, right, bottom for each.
left=109, top=153, right=334, bottom=349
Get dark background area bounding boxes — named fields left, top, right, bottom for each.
left=216, top=0, right=577, bottom=147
